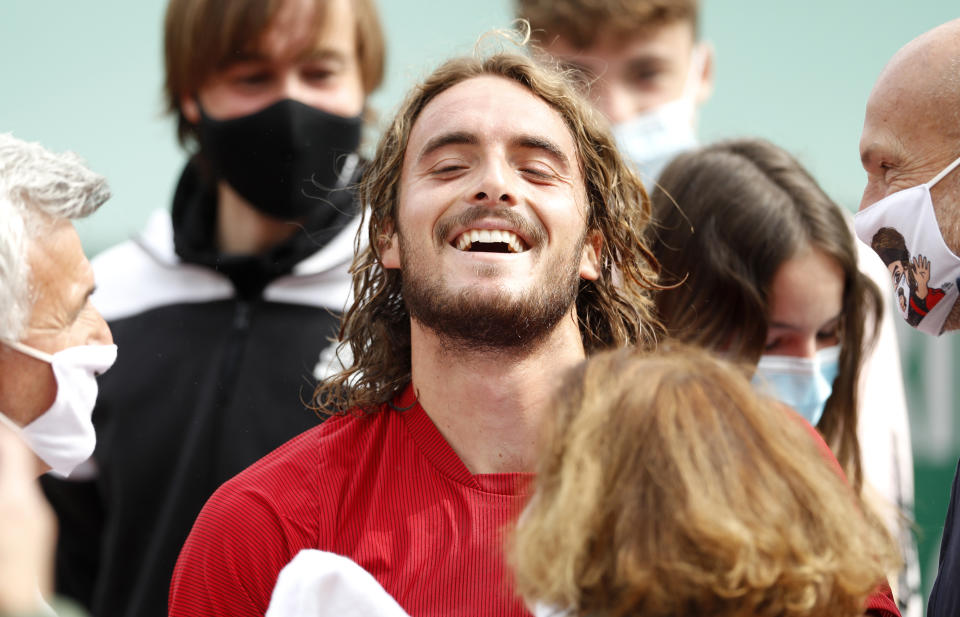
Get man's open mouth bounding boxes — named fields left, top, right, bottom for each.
left=453, top=229, right=529, bottom=254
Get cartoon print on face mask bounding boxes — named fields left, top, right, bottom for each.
left=871, top=227, right=948, bottom=327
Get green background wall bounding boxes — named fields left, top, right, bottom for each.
left=3, top=0, right=959, bottom=608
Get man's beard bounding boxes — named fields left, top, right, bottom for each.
left=398, top=231, right=585, bottom=353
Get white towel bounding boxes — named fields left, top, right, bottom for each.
left=265, top=550, right=411, bottom=617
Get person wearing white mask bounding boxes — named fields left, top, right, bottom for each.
left=0, top=133, right=113, bottom=616
left=854, top=18, right=960, bottom=617
left=517, top=0, right=713, bottom=185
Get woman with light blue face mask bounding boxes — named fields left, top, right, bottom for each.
left=645, top=138, right=883, bottom=496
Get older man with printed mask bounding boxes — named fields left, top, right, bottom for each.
left=0, top=133, right=113, bottom=616
left=854, top=18, right=960, bottom=617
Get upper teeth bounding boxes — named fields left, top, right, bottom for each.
left=454, top=229, right=525, bottom=253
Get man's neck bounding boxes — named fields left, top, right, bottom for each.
left=216, top=181, right=301, bottom=256
left=409, top=312, right=587, bottom=475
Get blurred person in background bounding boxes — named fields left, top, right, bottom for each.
left=854, top=17, right=960, bottom=617
left=520, top=3, right=919, bottom=612
left=0, top=133, right=114, bottom=616
left=511, top=344, right=901, bottom=617
left=517, top=0, right=712, bottom=185
left=39, top=1, right=385, bottom=616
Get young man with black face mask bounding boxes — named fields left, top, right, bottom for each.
left=39, top=1, right=384, bottom=616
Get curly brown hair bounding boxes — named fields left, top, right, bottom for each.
left=314, top=48, right=662, bottom=415
left=511, top=343, right=899, bottom=617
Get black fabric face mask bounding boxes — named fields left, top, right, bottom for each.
left=197, top=98, right=363, bottom=220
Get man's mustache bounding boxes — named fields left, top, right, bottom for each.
left=433, top=205, right=546, bottom=248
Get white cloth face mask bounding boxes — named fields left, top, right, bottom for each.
left=611, top=45, right=706, bottom=183
left=0, top=341, right=117, bottom=477
left=855, top=154, right=960, bottom=336
left=751, top=345, right=840, bottom=427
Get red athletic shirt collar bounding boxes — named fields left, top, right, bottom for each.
left=395, top=383, right=534, bottom=496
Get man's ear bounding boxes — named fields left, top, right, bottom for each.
left=180, top=94, right=201, bottom=125
left=694, top=42, right=715, bottom=106
left=579, top=229, right=603, bottom=281
left=380, top=220, right=400, bottom=269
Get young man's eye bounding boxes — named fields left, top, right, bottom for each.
left=626, top=68, right=659, bottom=85
left=233, top=72, right=271, bottom=86
left=303, top=68, right=336, bottom=82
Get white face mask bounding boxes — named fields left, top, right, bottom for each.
left=855, top=154, right=960, bottom=336
left=752, top=345, right=840, bottom=427
left=611, top=45, right=705, bottom=183
left=0, top=341, right=117, bottom=477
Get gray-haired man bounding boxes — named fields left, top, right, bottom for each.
left=0, top=133, right=114, bottom=614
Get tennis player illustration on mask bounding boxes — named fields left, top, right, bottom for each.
left=869, top=226, right=949, bottom=327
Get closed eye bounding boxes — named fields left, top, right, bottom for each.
left=429, top=162, right=468, bottom=177
left=520, top=167, right=553, bottom=180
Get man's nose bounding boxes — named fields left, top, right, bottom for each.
left=279, top=71, right=312, bottom=104
left=89, top=309, right=114, bottom=347
left=470, top=161, right=518, bottom=207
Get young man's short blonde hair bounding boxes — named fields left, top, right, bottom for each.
left=511, top=343, right=899, bottom=617
left=517, top=0, right=699, bottom=49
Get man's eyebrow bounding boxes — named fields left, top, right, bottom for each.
left=512, top=135, right=570, bottom=168
left=219, top=51, right=266, bottom=67
left=417, top=131, right=478, bottom=163
left=625, top=54, right=667, bottom=69
left=297, top=48, right=348, bottom=64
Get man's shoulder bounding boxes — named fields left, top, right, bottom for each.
left=218, top=405, right=398, bottom=499
left=91, top=209, right=234, bottom=321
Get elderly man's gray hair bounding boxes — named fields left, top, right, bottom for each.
left=0, top=133, right=111, bottom=342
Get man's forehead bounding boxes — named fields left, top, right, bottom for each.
left=406, top=76, right=577, bottom=158
left=548, top=20, right=694, bottom=63
left=27, top=220, right=93, bottom=309
left=256, top=0, right=356, bottom=61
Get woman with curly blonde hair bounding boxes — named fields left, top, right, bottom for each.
left=511, top=344, right=900, bottom=617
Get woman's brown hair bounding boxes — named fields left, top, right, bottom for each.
left=314, top=45, right=663, bottom=415
left=645, top=138, right=883, bottom=491
left=511, top=344, right=899, bottom=617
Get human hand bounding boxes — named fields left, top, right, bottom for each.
left=912, top=255, right=931, bottom=298
left=0, top=425, right=56, bottom=613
